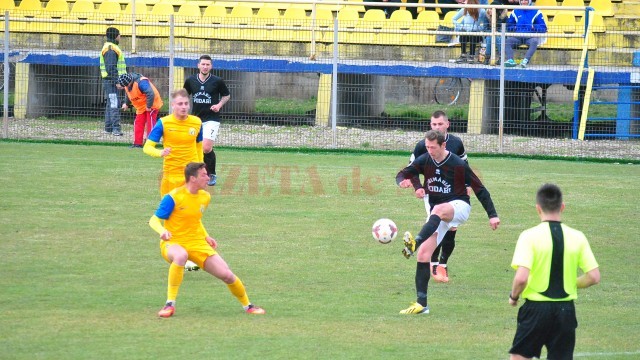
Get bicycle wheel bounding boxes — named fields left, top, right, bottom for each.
left=434, top=77, right=463, bottom=105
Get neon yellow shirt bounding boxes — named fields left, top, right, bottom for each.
left=512, top=221, right=599, bottom=301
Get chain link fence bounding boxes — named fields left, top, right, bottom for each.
left=1, top=2, right=639, bottom=160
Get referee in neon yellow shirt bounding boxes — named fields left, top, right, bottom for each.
left=508, top=183, right=600, bottom=359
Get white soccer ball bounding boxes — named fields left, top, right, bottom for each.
left=372, top=218, right=398, bottom=244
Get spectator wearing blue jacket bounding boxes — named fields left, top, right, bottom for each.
left=503, top=0, right=547, bottom=68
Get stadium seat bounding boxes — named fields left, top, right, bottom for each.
left=228, top=5, right=253, bottom=25
left=263, top=2, right=290, bottom=10
left=379, top=9, right=412, bottom=45
left=65, top=0, right=101, bottom=35
left=404, top=9, right=437, bottom=46
left=588, top=0, right=614, bottom=17
left=414, top=10, right=439, bottom=30
left=254, top=6, right=280, bottom=40
left=336, top=7, right=359, bottom=42
left=317, top=0, right=345, bottom=12
left=202, top=4, right=227, bottom=21
left=221, top=5, right=254, bottom=40
left=279, top=7, right=311, bottom=42
left=312, top=8, right=335, bottom=43
left=17, top=0, right=43, bottom=13
left=578, top=13, right=606, bottom=33
left=559, top=0, right=586, bottom=16
left=443, top=10, right=456, bottom=26
left=96, top=0, right=123, bottom=21
left=123, top=1, right=149, bottom=21
left=41, top=0, right=70, bottom=33
left=550, top=13, right=578, bottom=33
left=0, top=0, right=15, bottom=12
left=137, top=2, right=175, bottom=37
left=535, top=0, right=558, bottom=17
left=352, top=9, right=386, bottom=44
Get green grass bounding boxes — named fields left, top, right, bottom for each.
left=0, top=143, right=638, bottom=359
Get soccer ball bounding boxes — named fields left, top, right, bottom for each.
left=372, top=218, right=398, bottom=244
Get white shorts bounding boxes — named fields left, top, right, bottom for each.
left=434, top=200, right=471, bottom=245
left=202, top=120, right=220, bottom=141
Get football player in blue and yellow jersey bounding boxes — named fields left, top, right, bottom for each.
left=149, top=162, right=265, bottom=318
left=143, top=89, right=204, bottom=197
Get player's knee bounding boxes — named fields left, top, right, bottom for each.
left=170, top=250, right=188, bottom=265
left=220, top=271, right=236, bottom=284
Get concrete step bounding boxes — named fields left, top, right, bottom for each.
left=595, top=31, right=640, bottom=49
left=603, top=16, right=640, bottom=29
left=614, top=3, right=640, bottom=15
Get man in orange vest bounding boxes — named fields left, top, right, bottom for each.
left=117, top=73, right=164, bottom=148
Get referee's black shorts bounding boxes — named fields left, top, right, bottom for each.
left=509, top=300, right=577, bottom=359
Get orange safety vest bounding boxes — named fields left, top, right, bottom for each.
left=124, top=77, right=163, bottom=114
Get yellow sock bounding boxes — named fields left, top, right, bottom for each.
left=167, top=263, right=185, bottom=301
left=226, top=277, right=250, bottom=307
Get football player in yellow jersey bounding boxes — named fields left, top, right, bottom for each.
left=143, top=89, right=204, bottom=198
left=149, top=162, right=266, bottom=318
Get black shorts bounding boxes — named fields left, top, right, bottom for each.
left=509, top=300, right=577, bottom=360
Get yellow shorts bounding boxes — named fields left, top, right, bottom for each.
left=159, top=240, right=218, bottom=269
left=160, top=175, right=186, bottom=198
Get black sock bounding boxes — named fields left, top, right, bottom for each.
left=439, top=231, right=457, bottom=265
left=204, top=150, right=217, bottom=176
left=431, top=243, right=442, bottom=263
left=416, top=262, right=430, bottom=307
left=416, top=214, right=442, bottom=248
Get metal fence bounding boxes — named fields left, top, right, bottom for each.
left=1, top=1, right=639, bottom=160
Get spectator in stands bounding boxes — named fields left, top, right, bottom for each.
left=365, top=0, right=401, bottom=19
left=484, top=0, right=518, bottom=64
left=452, top=0, right=489, bottom=63
left=99, top=27, right=126, bottom=137
left=116, top=73, right=164, bottom=148
left=439, top=0, right=487, bottom=16
left=504, top=0, right=547, bottom=68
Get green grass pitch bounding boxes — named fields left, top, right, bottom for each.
left=0, top=142, right=638, bottom=359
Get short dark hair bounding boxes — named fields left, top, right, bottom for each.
left=431, top=110, right=448, bottom=121
left=199, top=55, right=212, bottom=62
left=536, top=183, right=563, bottom=213
left=425, top=130, right=446, bottom=145
left=185, top=162, right=206, bottom=182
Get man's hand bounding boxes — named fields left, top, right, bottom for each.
left=399, top=179, right=412, bottom=188
left=160, top=230, right=171, bottom=241
left=415, top=188, right=425, bottom=199
left=211, top=104, right=222, bottom=112
left=205, top=236, right=218, bottom=249
left=161, top=147, right=172, bottom=157
left=489, top=217, right=500, bottom=230
left=121, top=103, right=128, bottom=111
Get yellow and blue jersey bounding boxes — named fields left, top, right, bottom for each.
left=155, top=186, right=211, bottom=243
left=147, top=114, right=204, bottom=178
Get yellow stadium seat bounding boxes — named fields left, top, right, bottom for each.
left=350, top=9, right=385, bottom=44
left=312, top=8, right=335, bottom=43
left=137, top=2, right=174, bottom=36
left=414, top=10, right=438, bottom=30
left=263, top=2, right=290, bottom=10
left=543, top=32, right=595, bottom=50
left=175, top=2, right=201, bottom=36
left=64, top=0, right=101, bottom=34
left=202, top=4, right=227, bottom=20
left=403, top=9, right=437, bottom=46
left=278, top=7, right=310, bottom=42
left=255, top=6, right=280, bottom=26
left=253, top=6, right=279, bottom=40
left=123, top=1, right=149, bottom=21
left=535, top=0, right=558, bottom=17
left=378, top=9, right=412, bottom=45
left=41, top=0, right=70, bottom=33
left=578, top=13, right=605, bottom=33
left=336, top=7, right=359, bottom=42
left=443, top=10, right=456, bottom=26
left=0, top=0, right=15, bottom=11
left=17, top=0, right=43, bottom=12
left=550, top=13, right=578, bottom=33
left=228, top=5, right=253, bottom=25
left=588, top=0, right=614, bottom=17
left=96, top=0, right=122, bottom=21
left=559, top=0, right=585, bottom=17
left=317, top=0, right=345, bottom=12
